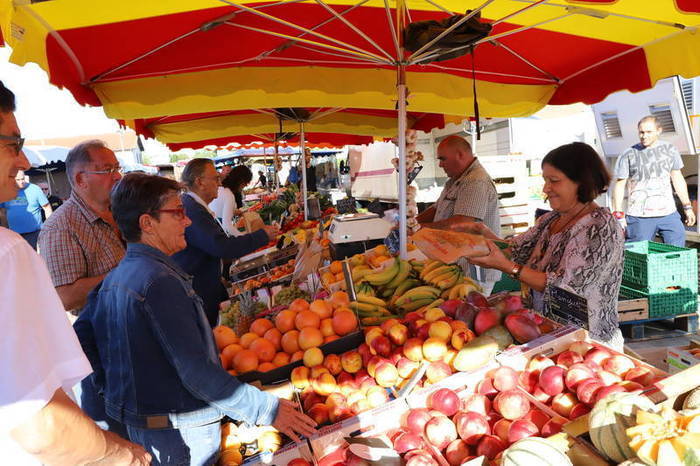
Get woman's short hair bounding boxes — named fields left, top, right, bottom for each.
left=222, top=165, right=253, bottom=192
left=111, top=173, right=182, bottom=242
left=542, top=142, right=610, bottom=203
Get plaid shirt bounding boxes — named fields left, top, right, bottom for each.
left=38, top=193, right=125, bottom=291
left=434, top=158, right=501, bottom=284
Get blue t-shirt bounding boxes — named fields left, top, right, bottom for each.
left=0, top=183, right=49, bottom=233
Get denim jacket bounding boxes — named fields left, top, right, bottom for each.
left=74, top=243, right=278, bottom=430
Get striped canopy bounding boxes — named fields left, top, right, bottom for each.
left=2, top=0, right=699, bottom=122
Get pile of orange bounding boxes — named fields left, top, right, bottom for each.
left=321, top=260, right=345, bottom=288
left=214, top=291, right=358, bottom=375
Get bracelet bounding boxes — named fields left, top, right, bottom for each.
left=612, top=211, right=625, bottom=220
left=683, top=204, right=693, bottom=211
left=510, top=263, right=523, bottom=280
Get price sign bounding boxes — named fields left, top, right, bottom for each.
left=547, top=286, right=589, bottom=330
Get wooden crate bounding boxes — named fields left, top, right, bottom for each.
left=617, top=295, right=649, bottom=322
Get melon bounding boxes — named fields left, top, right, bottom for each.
left=626, top=408, right=700, bottom=465
left=452, top=336, right=499, bottom=373
left=482, top=325, right=514, bottom=350
left=589, top=392, right=656, bottom=463
left=683, top=387, right=700, bottom=410
left=501, top=437, right=572, bottom=466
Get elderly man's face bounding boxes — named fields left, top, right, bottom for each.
left=437, top=144, right=468, bottom=179
left=79, top=147, right=122, bottom=204
left=0, top=112, right=30, bottom=202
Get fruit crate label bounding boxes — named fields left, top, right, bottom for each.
left=546, top=286, right=589, bottom=331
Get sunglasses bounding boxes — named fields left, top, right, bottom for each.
left=0, top=134, right=25, bottom=154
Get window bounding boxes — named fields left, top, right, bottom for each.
left=601, top=111, right=622, bottom=139
left=681, top=80, right=694, bottom=115
left=649, top=104, right=676, bottom=133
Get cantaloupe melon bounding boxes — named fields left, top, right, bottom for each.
left=683, top=387, right=700, bottom=410
left=626, top=408, right=700, bottom=465
left=501, top=437, right=572, bottom=466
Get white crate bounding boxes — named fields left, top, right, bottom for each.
left=667, top=339, right=700, bottom=374
left=243, top=439, right=314, bottom=465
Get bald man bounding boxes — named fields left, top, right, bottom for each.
left=416, top=135, right=501, bottom=294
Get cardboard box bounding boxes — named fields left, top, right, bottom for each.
left=243, top=438, right=314, bottom=465
left=666, top=338, right=700, bottom=374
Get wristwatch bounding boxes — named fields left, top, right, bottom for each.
left=612, top=211, right=625, bottom=220
left=510, top=263, right=523, bottom=280
left=683, top=204, right=693, bottom=211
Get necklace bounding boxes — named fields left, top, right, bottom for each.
left=551, top=202, right=590, bottom=235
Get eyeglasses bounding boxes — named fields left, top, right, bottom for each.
left=153, top=208, right=187, bottom=220
left=83, top=166, right=122, bottom=176
left=0, top=135, right=25, bottom=154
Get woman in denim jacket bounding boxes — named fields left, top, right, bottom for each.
left=74, top=174, right=316, bottom=465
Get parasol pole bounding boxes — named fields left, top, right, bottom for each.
left=300, top=121, right=309, bottom=220
left=396, top=0, right=408, bottom=259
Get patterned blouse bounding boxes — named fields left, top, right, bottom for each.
left=510, top=207, right=625, bottom=350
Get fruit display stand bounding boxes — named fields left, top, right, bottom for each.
left=231, top=245, right=300, bottom=279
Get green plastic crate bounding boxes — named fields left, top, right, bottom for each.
left=619, top=284, right=697, bottom=318
left=623, top=241, right=698, bottom=293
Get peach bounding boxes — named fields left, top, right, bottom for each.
left=568, top=340, right=593, bottom=356
left=569, top=403, right=591, bottom=419
left=556, top=350, right=584, bottom=368
left=576, top=378, right=604, bottom=405
left=450, top=320, right=468, bottom=332
left=291, top=366, right=311, bottom=389
left=380, top=318, right=402, bottom=334
left=494, top=390, right=531, bottom=420
left=301, top=390, right=324, bottom=412
left=461, top=394, right=491, bottom=417
left=404, top=408, right=433, bottom=435
left=492, top=367, right=519, bottom=392
left=425, top=361, right=452, bottom=384
left=325, top=392, right=347, bottom=410
left=328, top=403, right=352, bottom=423
left=357, top=343, right=372, bottom=366
left=403, top=338, right=425, bottom=362
left=620, top=380, right=644, bottom=392
left=526, top=355, right=555, bottom=374
left=451, top=328, right=476, bottom=350
left=308, top=403, right=330, bottom=425
left=350, top=398, right=371, bottom=414
left=387, top=323, right=409, bottom=346
left=393, top=432, right=424, bottom=454
left=594, top=384, right=627, bottom=403
left=416, top=323, right=430, bottom=340
left=508, top=419, right=539, bottom=443
left=565, top=363, right=595, bottom=391
left=320, top=318, right=335, bottom=337
left=455, top=411, right=490, bottom=445
left=532, top=387, right=552, bottom=404
left=599, top=370, right=622, bottom=386
left=476, top=435, right=507, bottom=460
left=492, top=418, right=512, bottom=443
left=424, top=307, right=446, bottom=322
left=541, top=420, right=563, bottom=437
left=374, top=361, right=399, bottom=388
left=303, top=347, right=324, bottom=368
left=538, top=366, right=565, bottom=396
left=443, top=348, right=458, bottom=368
left=624, top=366, right=655, bottom=386
left=425, top=416, right=458, bottom=450
left=338, top=378, right=359, bottom=396
left=340, top=350, right=363, bottom=374
left=291, top=350, right=304, bottom=362
left=551, top=392, right=578, bottom=418
left=523, top=409, right=550, bottom=431
left=602, top=355, right=636, bottom=377
left=518, top=370, right=539, bottom=394
left=366, top=385, right=389, bottom=408
left=312, top=372, right=338, bottom=396
left=364, top=327, right=384, bottom=347
left=346, top=391, right=365, bottom=407
left=370, top=335, right=392, bottom=357
left=477, top=378, right=499, bottom=398
left=323, top=353, right=342, bottom=375
left=422, top=338, right=448, bottom=362
left=445, top=438, right=472, bottom=466
left=428, top=321, right=453, bottom=342
left=397, top=358, right=420, bottom=379
left=310, top=365, right=330, bottom=379
left=584, top=347, right=611, bottom=366
left=366, top=355, right=385, bottom=378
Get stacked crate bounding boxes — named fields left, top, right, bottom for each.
left=480, top=156, right=530, bottom=237
left=619, top=241, right=698, bottom=318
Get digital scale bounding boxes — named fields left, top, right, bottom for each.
left=328, top=212, right=393, bottom=259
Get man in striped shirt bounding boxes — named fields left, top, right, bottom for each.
left=417, top=135, right=501, bottom=295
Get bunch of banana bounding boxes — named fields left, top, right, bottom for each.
left=421, top=263, right=463, bottom=290
left=355, top=281, right=376, bottom=297
left=394, top=286, right=442, bottom=313
left=351, top=264, right=373, bottom=283
left=409, top=259, right=425, bottom=275
left=363, top=258, right=411, bottom=287
left=446, top=280, right=481, bottom=300
left=349, top=295, right=397, bottom=324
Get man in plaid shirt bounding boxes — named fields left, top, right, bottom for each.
left=38, top=140, right=125, bottom=316
left=417, top=135, right=501, bottom=294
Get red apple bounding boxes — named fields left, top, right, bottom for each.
left=454, top=411, right=490, bottom=445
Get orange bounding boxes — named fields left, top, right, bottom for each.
left=320, top=318, right=335, bottom=337
left=250, top=318, right=274, bottom=337
left=281, top=330, right=300, bottom=354
left=250, top=338, right=276, bottom=362
left=272, top=352, right=290, bottom=367
left=298, top=327, right=324, bottom=350
left=233, top=350, right=258, bottom=373
left=332, top=310, right=358, bottom=336
left=334, top=306, right=352, bottom=316
left=289, top=298, right=310, bottom=312
left=219, top=353, right=231, bottom=370
left=213, top=326, right=238, bottom=351
left=275, top=309, right=297, bottom=333
left=321, top=272, right=336, bottom=286
left=309, top=300, right=332, bottom=319
left=239, top=332, right=259, bottom=349
left=291, top=350, right=304, bottom=362
left=329, top=260, right=343, bottom=274
left=227, top=369, right=238, bottom=376
left=329, top=291, right=350, bottom=308
left=258, top=362, right=276, bottom=372
left=221, top=343, right=243, bottom=362
left=295, top=310, right=321, bottom=330
left=263, top=328, right=283, bottom=351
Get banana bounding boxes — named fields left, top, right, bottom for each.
left=460, top=283, right=478, bottom=298
left=356, top=294, right=387, bottom=308
left=351, top=265, right=372, bottom=282
left=393, top=278, right=421, bottom=298
left=361, top=315, right=400, bottom=326
left=380, top=287, right=396, bottom=299
left=385, top=260, right=411, bottom=289
left=441, top=288, right=452, bottom=299
left=420, top=260, right=444, bottom=280
left=349, top=301, right=378, bottom=313
left=364, top=259, right=400, bottom=286
left=426, top=298, right=445, bottom=309
left=436, top=272, right=461, bottom=290
left=398, top=298, right=435, bottom=312
left=449, top=283, right=468, bottom=300
left=423, top=265, right=454, bottom=284
left=429, top=268, right=459, bottom=286
left=399, top=286, right=442, bottom=299
left=395, top=289, right=441, bottom=308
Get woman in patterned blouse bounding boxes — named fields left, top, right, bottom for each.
left=458, top=142, right=625, bottom=349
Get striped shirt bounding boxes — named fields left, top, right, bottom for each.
left=38, top=193, right=125, bottom=293
left=434, top=158, right=501, bottom=284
